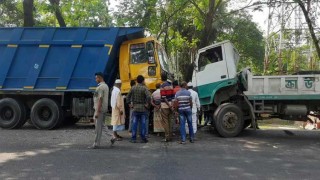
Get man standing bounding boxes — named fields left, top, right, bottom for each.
left=128, top=80, right=136, bottom=133
left=126, top=75, right=150, bottom=143
left=186, top=82, right=200, bottom=135
left=160, top=73, right=174, bottom=142
left=111, top=79, right=125, bottom=140
left=151, top=83, right=164, bottom=134
left=89, top=72, right=115, bottom=149
left=175, top=82, right=194, bottom=144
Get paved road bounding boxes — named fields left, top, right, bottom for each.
left=1, top=123, right=320, bottom=180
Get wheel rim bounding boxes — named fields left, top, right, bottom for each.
left=38, top=106, right=52, bottom=121
left=0, top=106, right=14, bottom=121
left=222, top=112, right=238, bottom=130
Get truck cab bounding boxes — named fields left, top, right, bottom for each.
left=192, top=41, right=240, bottom=107
left=119, top=37, right=170, bottom=94
left=193, top=40, right=320, bottom=138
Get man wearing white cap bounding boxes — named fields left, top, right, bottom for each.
left=186, top=82, right=200, bottom=135
left=111, top=79, right=125, bottom=141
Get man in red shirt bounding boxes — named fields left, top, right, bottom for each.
left=160, top=73, right=174, bottom=142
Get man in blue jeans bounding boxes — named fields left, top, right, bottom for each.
left=126, top=75, right=151, bottom=143
left=174, top=81, right=194, bottom=144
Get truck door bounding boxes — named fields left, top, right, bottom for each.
left=194, top=45, right=228, bottom=88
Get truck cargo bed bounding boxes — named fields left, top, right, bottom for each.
left=0, top=27, right=144, bottom=92
left=244, top=71, right=320, bottom=100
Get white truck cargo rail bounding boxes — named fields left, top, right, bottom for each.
left=244, top=70, right=320, bottom=100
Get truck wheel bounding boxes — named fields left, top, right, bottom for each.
left=30, top=98, right=63, bottom=130
left=0, top=98, right=27, bottom=129
left=214, top=103, right=244, bottom=137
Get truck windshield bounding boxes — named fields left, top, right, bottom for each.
left=157, top=45, right=170, bottom=72
left=198, top=46, right=223, bottom=71
left=130, top=43, right=147, bottom=64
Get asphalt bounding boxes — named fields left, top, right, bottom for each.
left=1, top=123, right=320, bottom=180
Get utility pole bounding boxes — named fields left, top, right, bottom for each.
left=278, top=2, right=284, bottom=75
left=264, top=5, right=271, bottom=75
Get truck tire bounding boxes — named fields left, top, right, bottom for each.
left=30, top=98, right=63, bottom=130
left=214, top=103, right=244, bottom=137
left=0, top=98, right=27, bottom=129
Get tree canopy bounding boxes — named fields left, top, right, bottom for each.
left=1, top=0, right=317, bottom=79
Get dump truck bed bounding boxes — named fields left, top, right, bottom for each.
left=244, top=71, right=320, bottom=100
left=0, top=27, right=144, bottom=92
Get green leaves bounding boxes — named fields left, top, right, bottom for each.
left=113, top=0, right=265, bottom=80
left=0, top=0, right=269, bottom=79
left=0, top=0, right=112, bottom=27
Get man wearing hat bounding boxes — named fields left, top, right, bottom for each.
left=111, top=79, right=125, bottom=140
left=186, top=82, right=200, bottom=135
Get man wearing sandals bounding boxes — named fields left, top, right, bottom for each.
left=111, top=79, right=125, bottom=141
left=89, top=72, right=115, bottom=149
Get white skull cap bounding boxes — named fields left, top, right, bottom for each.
left=187, top=82, right=193, bottom=87
left=115, top=79, right=122, bottom=83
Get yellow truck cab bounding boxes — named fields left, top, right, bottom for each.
left=119, top=37, right=170, bottom=93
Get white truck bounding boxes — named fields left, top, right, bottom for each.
left=192, top=40, right=320, bottom=137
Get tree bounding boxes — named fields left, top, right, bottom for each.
left=0, top=0, right=23, bottom=27
left=113, top=0, right=265, bottom=80
left=23, top=0, right=34, bottom=27
left=294, top=0, right=320, bottom=61
left=190, top=0, right=223, bottom=48
left=33, top=0, right=112, bottom=27
left=49, top=0, right=66, bottom=27
left=218, top=12, right=265, bottom=73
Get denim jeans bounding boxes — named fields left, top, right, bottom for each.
left=132, top=111, right=147, bottom=141
left=179, top=109, right=194, bottom=142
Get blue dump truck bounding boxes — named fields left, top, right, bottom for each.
left=0, top=27, right=171, bottom=129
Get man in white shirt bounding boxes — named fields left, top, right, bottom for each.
left=111, top=79, right=125, bottom=140
left=186, top=82, right=200, bottom=135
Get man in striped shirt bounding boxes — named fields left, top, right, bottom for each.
left=174, top=82, right=194, bottom=144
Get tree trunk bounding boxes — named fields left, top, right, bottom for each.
left=295, top=0, right=320, bottom=60
left=198, top=0, right=216, bottom=48
left=23, top=0, right=34, bottom=27
left=49, top=0, right=66, bottom=27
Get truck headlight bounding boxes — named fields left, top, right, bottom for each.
left=148, top=66, right=156, bottom=76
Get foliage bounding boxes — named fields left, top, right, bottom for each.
left=0, top=0, right=112, bottom=27
left=0, top=0, right=23, bottom=27
left=114, top=0, right=265, bottom=80
left=35, top=0, right=112, bottom=27
left=1, top=0, right=268, bottom=80
left=217, top=12, right=265, bottom=74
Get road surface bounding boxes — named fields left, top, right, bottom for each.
left=1, top=124, right=319, bottom=180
